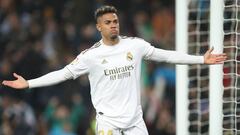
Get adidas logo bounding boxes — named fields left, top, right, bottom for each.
left=101, top=59, right=108, bottom=64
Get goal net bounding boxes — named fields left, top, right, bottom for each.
left=187, top=0, right=210, bottom=134
left=222, top=0, right=240, bottom=134
left=176, top=0, right=238, bottom=134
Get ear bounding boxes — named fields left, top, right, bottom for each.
left=96, top=23, right=101, bottom=32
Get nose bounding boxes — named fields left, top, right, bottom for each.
left=111, top=23, right=117, bottom=28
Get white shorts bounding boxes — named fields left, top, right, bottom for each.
left=96, top=120, right=149, bottom=135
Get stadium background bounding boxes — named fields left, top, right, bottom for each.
left=0, top=0, right=176, bottom=135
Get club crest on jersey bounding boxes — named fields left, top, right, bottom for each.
left=126, top=52, right=133, bottom=61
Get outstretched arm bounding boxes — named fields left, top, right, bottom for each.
left=2, top=67, right=73, bottom=89
left=2, top=73, right=29, bottom=89
left=145, top=47, right=227, bottom=64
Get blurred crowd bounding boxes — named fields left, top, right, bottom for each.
left=0, top=0, right=176, bottom=135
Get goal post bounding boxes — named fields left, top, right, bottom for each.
left=176, top=0, right=189, bottom=134
left=209, top=0, right=224, bottom=135
left=176, top=0, right=224, bottom=135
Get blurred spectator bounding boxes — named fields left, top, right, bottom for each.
left=151, top=8, right=175, bottom=49
left=0, top=0, right=176, bottom=135
left=44, top=94, right=87, bottom=135
left=133, top=11, right=153, bottom=41
left=0, top=95, right=36, bottom=135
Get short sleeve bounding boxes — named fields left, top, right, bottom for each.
left=65, top=53, right=89, bottom=79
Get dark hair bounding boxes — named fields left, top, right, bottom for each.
left=94, top=5, right=118, bottom=22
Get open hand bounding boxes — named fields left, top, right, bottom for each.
left=2, top=73, right=28, bottom=89
left=204, top=47, right=227, bottom=64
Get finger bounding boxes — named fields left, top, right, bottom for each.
left=215, top=62, right=224, bottom=64
left=215, top=56, right=227, bottom=60
left=212, top=55, right=227, bottom=60
left=208, top=47, right=214, bottom=53
left=221, top=53, right=227, bottom=56
left=215, top=54, right=227, bottom=57
left=218, top=55, right=227, bottom=58
left=215, top=61, right=224, bottom=64
left=216, top=56, right=227, bottom=60
left=220, top=56, right=227, bottom=60
left=2, top=81, right=6, bottom=85
left=13, top=73, right=20, bottom=79
left=2, top=80, right=12, bottom=86
left=216, top=58, right=226, bottom=63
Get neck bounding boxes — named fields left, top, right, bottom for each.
left=102, top=36, right=119, bottom=46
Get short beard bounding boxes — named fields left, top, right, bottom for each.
left=110, top=34, right=118, bottom=40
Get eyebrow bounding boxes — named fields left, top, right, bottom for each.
left=104, top=20, right=111, bottom=23
left=103, top=18, right=118, bottom=23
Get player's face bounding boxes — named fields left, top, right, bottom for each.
left=96, top=13, right=120, bottom=40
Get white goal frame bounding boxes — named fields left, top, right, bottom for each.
left=176, top=0, right=224, bottom=135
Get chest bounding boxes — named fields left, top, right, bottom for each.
left=97, top=52, right=138, bottom=83
left=88, top=49, right=141, bottom=76
left=98, top=50, right=137, bottom=67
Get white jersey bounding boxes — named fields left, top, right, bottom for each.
left=66, top=37, right=154, bottom=128
left=65, top=36, right=204, bottom=128
left=28, top=36, right=203, bottom=129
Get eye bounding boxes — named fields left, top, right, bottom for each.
left=113, top=20, right=118, bottom=24
left=104, top=20, right=111, bottom=24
